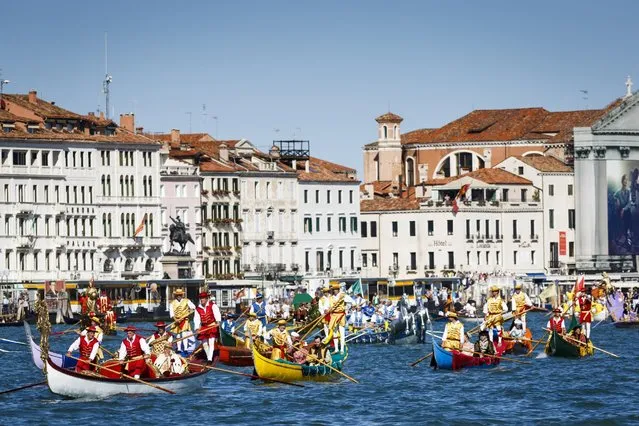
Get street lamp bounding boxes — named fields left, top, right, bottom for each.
left=0, top=79, right=9, bottom=105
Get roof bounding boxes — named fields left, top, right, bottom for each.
left=2, top=93, right=82, bottom=120
left=524, top=110, right=609, bottom=144
left=375, top=112, right=403, bottom=123
left=514, top=155, right=573, bottom=173
left=0, top=109, right=29, bottom=123
left=453, top=168, right=531, bottom=185
left=361, top=195, right=420, bottom=212
left=296, top=157, right=357, bottom=183
left=401, top=128, right=436, bottom=144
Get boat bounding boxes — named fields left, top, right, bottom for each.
left=217, top=327, right=253, bottom=366
left=503, top=328, right=533, bottom=355
left=252, top=345, right=347, bottom=383
left=0, top=320, right=22, bottom=327
left=346, top=327, right=389, bottom=344
left=62, top=314, right=80, bottom=325
left=24, top=321, right=77, bottom=370
left=432, top=340, right=501, bottom=370
left=544, top=331, right=594, bottom=358
left=613, top=320, right=639, bottom=328
left=46, top=358, right=209, bottom=398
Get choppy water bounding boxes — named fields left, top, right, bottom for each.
left=1, top=313, right=638, bottom=425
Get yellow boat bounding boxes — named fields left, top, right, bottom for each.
left=252, top=345, right=348, bottom=383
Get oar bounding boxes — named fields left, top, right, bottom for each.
left=0, top=381, right=46, bottom=395
left=503, top=336, right=546, bottom=345
left=527, top=332, right=547, bottom=357
left=467, top=306, right=538, bottom=336
left=560, top=333, right=619, bottom=358
left=64, top=354, right=175, bottom=394
left=305, top=353, right=359, bottom=384
left=0, top=338, right=27, bottom=346
left=184, top=361, right=304, bottom=388
left=410, top=352, right=433, bottom=367
left=172, top=323, right=219, bottom=345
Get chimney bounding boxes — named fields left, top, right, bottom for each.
left=171, top=129, right=180, bottom=144
left=219, top=143, right=228, bottom=162
left=99, top=111, right=105, bottom=119
left=119, top=113, right=135, bottom=132
left=28, top=90, right=37, bottom=104
left=292, top=159, right=297, bottom=170
left=135, top=126, right=144, bottom=134
left=305, top=160, right=310, bottom=173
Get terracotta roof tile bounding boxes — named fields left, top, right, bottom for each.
left=361, top=195, right=419, bottom=212
left=453, top=168, right=531, bottom=185
left=514, top=155, right=572, bottom=173
left=401, top=128, right=436, bottom=144
left=296, top=157, right=357, bottom=182
left=375, top=112, right=403, bottom=123
left=2, top=94, right=82, bottom=120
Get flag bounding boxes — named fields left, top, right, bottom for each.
left=539, top=283, right=556, bottom=301
left=134, top=213, right=147, bottom=237
left=348, top=279, right=363, bottom=296
left=451, top=183, right=470, bottom=214
left=572, top=274, right=585, bottom=297
left=234, top=288, right=245, bottom=300
left=451, top=198, right=459, bottom=214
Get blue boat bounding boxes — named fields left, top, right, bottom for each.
left=346, top=329, right=389, bottom=344
left=432, top=339, right=501, bottom=370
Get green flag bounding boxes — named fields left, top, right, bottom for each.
left=348, top=279, right=363, bottom=296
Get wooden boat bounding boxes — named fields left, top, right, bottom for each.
left=0, top=320, right=22, bottom=327
left=24, top=321, right=77, bottom=370
left=217, top=327, right=253, bottom=366
left=544, top=331, right=594, bottom=358
left=432, top=340, right=501, bottom=370
left=346, top=328, right=389, bottom=344
left=613, top=320, right=639, bottom=328
left=503, top=328, right=533, bottom=355
left=252, top=345, right=347, bottom=383
left=46, top=358, right=209, bottom=398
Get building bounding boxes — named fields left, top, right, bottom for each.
left=0, top=91, right=163, bottom=282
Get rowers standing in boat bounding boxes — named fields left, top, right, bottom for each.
left=194, top=291, right=221, bottom=364
left=318, top=286, right=331, bottom=337
left=244, top=312, right=263, bottom=348
left=328, top=282, right=349, bottom=354
left=169, top=288, right=196, bottom=354
left=511, top=283, right=532, bottom=330
left=104, top=305, right=117, bottom=334
left=250, top=293, right=268, bottom=328
left=473, top=329, right=495, bottom=357
left=66, top=326, right=100, bottom=373
left=147, top=321, right=174, bottom=360
left=267, top=319, right=292, bottom=360
left=576, top=290, right=594, bottom=340
left=118, top=325, right=151, bottom=379
left=546, top=308, right=566, bottom=334
left=442, top=312, right=464, bottom=351
left=483, top=286, right=508, bottom=345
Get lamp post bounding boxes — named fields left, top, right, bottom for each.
left=0, top=79, right=9, bottom=106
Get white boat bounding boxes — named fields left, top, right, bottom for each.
left=46, top=358, right=209, bottom=398
left=24, top=321, right=75, bottom=370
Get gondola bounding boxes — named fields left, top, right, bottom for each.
left=503, top=328, right=533, bottom=355
left=46, top=358, right=209, bottom=398
left=24, top=321, right=77, bottom=370
left=0, top=319, right=22, bottom=327
left=544, top=331, right=594, bottom=358
left=432, top=339, right=501, bottom=370
left=62, top=314, right=80, bottom=325
left=613, top=320, right=639, bottom=328
left=346, top=327, right=389, bottom=344
left=217, top=327, right=253, bottom=367
left=252, top=345, right=347, bottom=383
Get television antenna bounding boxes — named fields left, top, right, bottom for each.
left=579, top=89, right=589, bottom=109
left=103, top=32, right=113, bottom=119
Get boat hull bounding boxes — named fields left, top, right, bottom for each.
left=504, top=329, right=533, bottom=355
left=544, top=331, right=594, bottom=357
left=218, top=345, right=253, bottom=367
left=24, top=322, right=77, bottom=370
left=252, top=345, right=347, bottom=383
left=432, top=340, right=500, bottom=370
left=346, top=329, right=389, bottom=344
left=46, top=358, right=208, bottom=398
left=613, top=320, right=639, bottom=328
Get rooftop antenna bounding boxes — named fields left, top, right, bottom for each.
left=103, top=32, right=113, bottom=119
left=579, top=89, right=589, bottom=109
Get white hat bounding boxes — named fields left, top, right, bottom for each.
left=514, top=319, right=523, bottom=325
left=291, top=331, right=300, bottom=338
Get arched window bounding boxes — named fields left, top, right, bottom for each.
left=125, top=258, right=133, bottom=271
left=103, top=259, right=113, bottom=272
left=383, top=125, right=388, bottom=139
left=406, top=158, right=415, bottom=186
left=101, top=176, right=106, bottom=196
left=131, top=213, right=136, bottom=236
left=106, top=176, right=111, bottom=196
left=148, top=177, right=153, bottom=197
left=143, top=176, right=147, bottom=197
left=149, top=214, right=154, bottom=237
left=394, top=125, right=398, bottom=139
left=108, top=213, right=112, bottom=236
left=145, top=259, right=154, bottom=272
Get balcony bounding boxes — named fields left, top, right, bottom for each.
left=549, top=260, right=561, bottom=269
left=266, top=231, right=275, bottom=244
left=513, top=234, right=521, bottom=242
left=95, top=196, right=161, bottom=206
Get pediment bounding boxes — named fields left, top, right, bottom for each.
left=593, top=93, right=639, bottom=133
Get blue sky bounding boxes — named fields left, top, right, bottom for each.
left=3, top=1, right=639, bottom=173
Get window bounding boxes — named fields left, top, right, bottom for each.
left=568, top=184, right=573, bottom=196
left=549, top=209, right=555, bottom=229
left=447, top=251, right=454, bottom=269
left=42, top=151, right=49, bottom=166
left=392, top=221, right=398, bottom=237
left=361, top=221, right=368, bottom=238
left=338, top=190, right=342, bottom=203
left=512, top=220, right=518, bottom=239
left=371, top=253, right=378, bottom=267
left=502, top=189, right=509, bottom=202
left=303, top=190, right=308, bottom=203
left=548, top=184, right=554, bottom=196
left=568, top=209, right=575, bottom=229
left=349, top=190, right=354, bottom=204
left=428, top=220, right=434, bottom=236
left=447, top=220, right=453, bottom=235
left=410, top=252, right=417, bottom=270
left=409, top=221, right=416, bottom=237
left=339, top=250, right=344, bottom=269
left=371, top=221, right=377, bottom=237
left=476, top=219, right=480, bottom=236
left=13, top=151, right=26, bottom=166
left=315, top=217, right=320, bottom=233
left=521, top=189, right=527, bottom=202
left=315, top=190, right=320, bottom=203
left=518, top=166, right=524, bottom=175
left=428, top=252, right=435, bottom=269
left=339, top=217, right=347, bottom=233
left=326, top=190, right=331, bottom=204
left=496, top=220, right=501, bottom=238
left=350, top=217, right=358, bottom=233
left=362, top=253, right=368, bottom=267
left=327, top=217, right=332, bottom=232
left=569, top=241, right=575, bottom=257
left=513, top=251, right=518, bottom=265
left=496, top=251, right=500, bottom=265
left=392, top=252, right=399, bottom=269
left=530, top=220, right=535, bottom=238
left=350, top=249, right=354, bottom=270
left=531, top=250, right=535, bottom=264
left=32, top=185, right=37, bottom=203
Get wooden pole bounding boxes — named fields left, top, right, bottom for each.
left=305, top=353, right=358, bottom=383
left=527, top=332, right=547, bottom=357
left=184, top=361, right=304, bottom=388
left=409, top=352, right=433, bottom=367
left=560, top=332, right=619, bottom=358
left=64, top=354, right=176, bottom=394
left=0, top=381, right=46, bottom=395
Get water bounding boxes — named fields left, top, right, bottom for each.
left=1, top=313, right=638, bottom=425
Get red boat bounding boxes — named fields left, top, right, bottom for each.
left=218, top=327, right=253, bottom=367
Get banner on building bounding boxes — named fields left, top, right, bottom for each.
left=608, top=160, right=639, bottom=255
left=559, top=231, right=567, bottom=256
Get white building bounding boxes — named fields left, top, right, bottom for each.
left=0, top=91, right=163, bottom=282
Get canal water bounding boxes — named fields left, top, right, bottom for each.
left=0, top=312, right=637, bottom=425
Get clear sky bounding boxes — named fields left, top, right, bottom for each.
left=3, top=1, right=639, bottom=173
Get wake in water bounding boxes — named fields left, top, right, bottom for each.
left=535, top=352, right=547, bottom=359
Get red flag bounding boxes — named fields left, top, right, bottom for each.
left=457, top=183, right=470, bottom=199
left=134, top=213, right=147, bottom=237
left=573, top=274, right=585, bottom=295
left=452, top=199, right=459, bottom=214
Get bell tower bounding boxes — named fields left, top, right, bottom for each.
left=375, top=112, right=403, bottom=182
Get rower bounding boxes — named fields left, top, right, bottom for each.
left=570, top=324, right=588, bottom=345
left=441, top=311, right=464, bottom=351
left=221, top=313, right=236, bottom=335
left=250, top=293, right=268, bottom=330
left=66, top=326, right=100, bottom=373
left=509, top=318, right=525, bottom=340
left=244, top=312, right=263, bottom=348
left=307, top=335, right=331, bottom=365
left=194, top=291, right=221, bottom=364
left=147, top=321, right=174, bottom=360
left=328, top=282, right=348, bottom=354
left=81, top=312, right=104, bottom=343
left=318, top=286, right=331, bottom=337
left=118, top=325, right=151, bottom=379
left=290, top=332, right=308, bottom=364
left=482, top=286, right=508, bottom=345
left=576, top=289, right=593, bottom=340
left=104, top=304, right=117, bottom=333
left=546, top=308, right=566, bottom=334
left=153, top=345, right=186, bottom=376
left=267, top=319, right=292, bottom=361
left=169, top=288, right=195, bottom=353
left=511, top=283, right=532, bottom=330
left=473, top=329, right=495, bottom=357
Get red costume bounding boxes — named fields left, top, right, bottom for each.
left=548, top=317, right=565, bottom=333
left=79, top=294, right=88, bottom=314
left=120, top=335, right=148, bottom=377
left=195, top=302, right=219, bottom=340
left=577, top=296, right=593, bottom=324
left=104, top=309, right=116, bottom=329
left=98, top=293, right=110, bottom=314
left=75, top=337, right=99, bottom=372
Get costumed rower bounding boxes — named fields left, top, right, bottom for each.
left=169, top=288, right=195, bottom=353
left=473, top=329, right=495, bottom=357
left=267, top=319, right=292, bottom=361
left=66, top=326, right=100, bottom=373
left=249, top=293, right=268, bottom=332
left=104, top=304, right=117, bottom=334
left=307, top=335, right=331, bottom=365
left=511, top=283, right=532, bottom=330
left=441, top=311, right=464, bottom=351
left=482, top=286, right=508, bottom=345
left=244, top=312, right=263, bottom=348
left=194, top=291, right=221, bottom=363
left=509, top=318, right=525, bottom=339
left=81, top=312, right=105, bottom=343
left=153, top=345, right=186, bottom=376
left=118, top=325, right=151, bottom=379
left=147, top=321, right=174, bottom=361
left=318, top=286, right=332, bottom=337
left=576, top=289, right=593, bottom=340
left=98, top=290, right=110, bottom=314
left=221, top=314, right=236, bottom=335
left=328, top=283, right=349, bottom=354
left=546, top=308, right=566, bottom=333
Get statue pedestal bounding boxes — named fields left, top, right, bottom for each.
left=160, top=254, right=195, bottom=279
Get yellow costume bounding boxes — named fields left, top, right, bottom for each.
left=442, top=320, right=463, bottom=351
left=170, top=298, right=192, bottom=334
left=244, top=317, right=263, bottom=348
left=485, top=296, right=505, bottom=327
left=328, top=293, right=346, bottom=329
left=269, top=328, right=291, bottom=360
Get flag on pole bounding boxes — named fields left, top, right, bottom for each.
left=134, top=213, right=147, bottom=237
left=348, top=278, right=363, bottom=296
left=451, top=183, right=471, bottom=214
left=572, top=274, right=585, bottom=297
